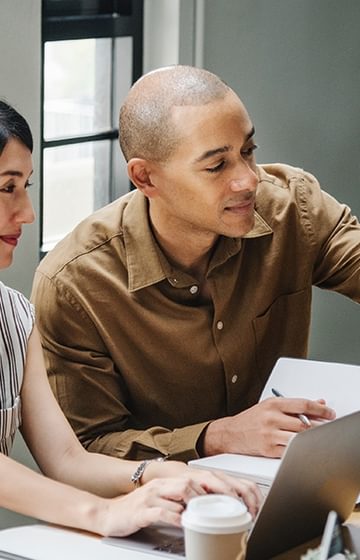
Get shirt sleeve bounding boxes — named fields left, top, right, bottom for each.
left=31, top=270, right=210, bottom=461
left=297, top=172, right=360, bottom=303
left=86, top=422, right=211, bottom=461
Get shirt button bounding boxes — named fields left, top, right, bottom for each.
left=216, top=321, right=224, bottom=330
left=190, top=285, right=198, bottom=294
left=231, top=374, right=238, bottom=384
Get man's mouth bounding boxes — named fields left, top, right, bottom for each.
left=224, top=198, right=255, bottom=213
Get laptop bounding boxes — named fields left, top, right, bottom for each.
left=246, top=410, right=360, bottom=559
left=104, top=411, right=360, bottom=559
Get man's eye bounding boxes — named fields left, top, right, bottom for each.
left=206, top=161, right=225, bottom=173
left=241, top=144, right=258, bottom=158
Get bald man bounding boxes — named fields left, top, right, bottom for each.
left=31, top=65, right=359, bottom=462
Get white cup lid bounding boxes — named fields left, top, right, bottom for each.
left=181, top=494, right=252, bottom=534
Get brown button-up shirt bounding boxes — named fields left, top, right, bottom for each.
left=31, top=164, right=360, bottom=461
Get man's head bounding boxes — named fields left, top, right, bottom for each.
left=119, top=65, right=258, bottom=242
left=119, top=65, right=231, bottom=163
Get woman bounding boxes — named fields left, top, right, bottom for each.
left=0, top=100, right=261, bottom=537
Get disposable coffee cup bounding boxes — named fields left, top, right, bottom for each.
left=181, top=494, right=252, bottom=560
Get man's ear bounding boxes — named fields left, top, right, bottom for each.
left=127, top=158, right=158, bottom=198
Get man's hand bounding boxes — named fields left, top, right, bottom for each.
left=202, top=397, right=336, bottom=458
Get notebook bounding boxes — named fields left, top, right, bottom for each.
left=103, top=411, right=360, bottom=559
left=189, top=357, right=360, bottom=490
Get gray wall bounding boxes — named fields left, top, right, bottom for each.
left=201, top=0, right=360, bottom=364
left=0, top=0, right=42, bottom=529
left=0, top=0, right=41, bottom=296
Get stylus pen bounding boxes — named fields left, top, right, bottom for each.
left=271, top=388, right=312, bottom=427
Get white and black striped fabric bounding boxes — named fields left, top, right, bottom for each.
left=0, top=281, right=34, bottom=455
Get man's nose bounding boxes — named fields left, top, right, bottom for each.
left=229, top=163, right=258, bottom=193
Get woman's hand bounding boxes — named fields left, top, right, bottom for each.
left=95, top=463, right=262, bottom=537
left=143, top=460, right=262, bottom=519
left=97, top=470, right=261, bottom=537
left=96, top=476, right=203, bottom=537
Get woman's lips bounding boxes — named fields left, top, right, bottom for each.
left=0, top=235, right=20, bottom=246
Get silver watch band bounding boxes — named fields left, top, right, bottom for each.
left=131, top=457, right=167, bottom=488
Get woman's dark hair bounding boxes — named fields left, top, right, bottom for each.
left=0, top=100, right=33, bottom=156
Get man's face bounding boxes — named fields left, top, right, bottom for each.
left=148, top=91, right=258, bottom=241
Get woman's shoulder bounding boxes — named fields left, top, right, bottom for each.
left=0, top=281, right=35, bottom=324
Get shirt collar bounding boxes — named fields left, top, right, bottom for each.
left=123, top=187, right=273, bottom=292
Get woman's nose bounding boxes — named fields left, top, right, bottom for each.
left=16, top=192, right=35, bottom=225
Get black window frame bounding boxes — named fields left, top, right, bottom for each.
left=41, top=0, right=143, bottom=255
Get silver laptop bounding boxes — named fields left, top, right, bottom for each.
left=104, top=411, right=360, bottom=559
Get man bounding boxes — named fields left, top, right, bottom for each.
left=31, top=65, right=359, bottom=462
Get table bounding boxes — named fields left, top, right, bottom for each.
left=0, top=524, right=166, bottom=560
left=0, top=511, right=359, bottom=560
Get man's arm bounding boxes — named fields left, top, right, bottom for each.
left=307, top=183, right=360, bottom=301
left=31, top=270, right=210, bottom=461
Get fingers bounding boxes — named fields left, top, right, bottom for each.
left=135, top=505, right=182, bottom=531
left=146, top=476, right=207, bottom=504
left=270, top=396, right=335, bottom=421
left=181, top=469, right=262, bottom=519
left=211, top=472, right=262, bottom=518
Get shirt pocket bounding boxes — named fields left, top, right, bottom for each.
left=252, top=288, right=312, bottom=385
left=0, top=395, right=22, bottom=442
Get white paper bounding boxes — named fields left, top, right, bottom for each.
left=259, top=357, right=360, bottom=417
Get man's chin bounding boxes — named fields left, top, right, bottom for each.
left=220, top=216, right=255, bottom=238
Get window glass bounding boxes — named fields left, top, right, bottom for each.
left=42, top=140, right=111, bottom=250
left=44, top=39, right=112, bottom=140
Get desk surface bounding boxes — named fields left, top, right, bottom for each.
left=0, top=524, right=166, bottom=560
left=0, top=513, right=359, bottom=560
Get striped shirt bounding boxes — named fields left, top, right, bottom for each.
left=0, top=281, right=35, bottom=455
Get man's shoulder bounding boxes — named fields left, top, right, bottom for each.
left=37, top=190, right=137, bottom=279
left=256, top=163, right=323, bottom=212
left=257, top=162, right=319, bottom=190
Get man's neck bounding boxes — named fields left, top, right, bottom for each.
left=149, top=208, right=218, bottom=281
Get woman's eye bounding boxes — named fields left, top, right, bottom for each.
left=0, top=185, right=15, bottom=194
left=241, top=144, right=258, bottom=158
left=206, top=161, right=225, bottom=173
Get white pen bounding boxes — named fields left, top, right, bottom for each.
left=271, top=387, right=312, bottom=427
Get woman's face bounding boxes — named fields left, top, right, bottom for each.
left=0, top=137, right=35, bottom=269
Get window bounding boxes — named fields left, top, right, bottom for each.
left=41, top=0, right=143, bottom=253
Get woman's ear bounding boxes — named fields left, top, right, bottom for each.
left=127, top=158, right=158, bottom=198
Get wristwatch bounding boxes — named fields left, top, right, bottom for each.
left=131, top=457, right=167, bottom=488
